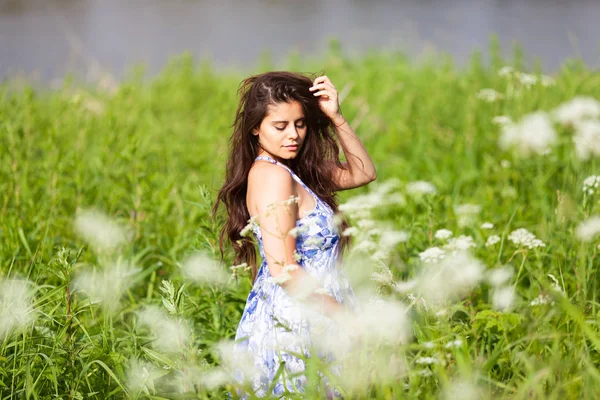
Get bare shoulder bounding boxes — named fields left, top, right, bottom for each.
left=247, top=162, right=295, bottom=208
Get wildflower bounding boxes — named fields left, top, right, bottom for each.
left=501, top=186, right=517, bottom=199
left=548, top=273, right=564, bottom=293
left=434, top=229, right=453, bottom=240
left=126, top=358, right=164, bottom=395
left=137, top=306, right=192, bottom=353
left=486, top=235, right=501, bottom=247
left=180, top=252, right=229, bottom=285
left=444, top=235, right=476, bottom=252
left=288, top=224, right=309, bottom=238
left=379, top=229, right=409, bottom=248
left=73, top=208, right=129, bottom=252
left=269, top=271, right=292, bottom=285
left=498, top=66, right=514, bottom=78
left=516, top=72, right=537, bottom=88
left=583, top=175, right=600, bottom=195
left=371, top=266, right=394, bottom=285
left=303, top=236, right=325, bottom=248
left=499, top=111, right=557, bottom=157
left=573, top=119, right=600, bottom=160
left=419, top=247, right=446, bottom=263
left=423, top=341, right=435, bottom=349
left=491, top=286, right=516, bottom=311
left=553, top=96, right=600, bottom=126
left=477, top=88, right=503, bottom=102
left=530, top=293, right=551, bottom=306
left=240, top=216, right=258, bottom=237
left=444, top=339, right=463, bottom=349
left=415, top=357, right=438, bottom=365
left=486, top=266, right=513, bottom=286
left=575, top=215, right=600, bottom=242
left=500, top=159, right=511, bottom=168
left=508, top=228, right=546, bottom=249
left=418, top=369, right=433, bottom=377
left=481, top=222, right=494, bottom=229
left=282, top=264, right=298, bottom=273
left=454, top=203, right=481, bottom=227
left=342, top=227, right=359, bottom=237
left=292, top=250, right=302, bottom=262
left=282, top=195, right=299, bottom=206
left=72, top=262, right=141, bottom=311
left=406, top=181, right=437, bottom=196
left=493, top=116, right=512, bottom=126
left=540, top=75, right=555, bottom=87
left=416, top=251, right=485, bottom=305
left=0, top=279, right=36, bottom=339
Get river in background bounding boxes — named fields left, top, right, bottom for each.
left=1, top=0, right=599, bottom=82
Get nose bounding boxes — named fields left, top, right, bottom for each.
left=288, top=125, right=300, bottom=139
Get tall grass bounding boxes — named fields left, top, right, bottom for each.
left=1, top=38, right=599, bottom=398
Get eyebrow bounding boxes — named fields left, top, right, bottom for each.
left=271, top=118, right=305, bottom=123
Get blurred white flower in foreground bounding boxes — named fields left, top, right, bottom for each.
left=406, top=181, right=437, bottom=196
left=499, top=111, right=557, bottom=157
left=0, top=279, right=36, bottom=339
left=508, top=228, right=546, bottom=249
left=583, top=175, right=600, bottom=195
left=419, top=247, right=446, bottom=264
left=498, top=66, right=514, bottom=78
left=553, top=96, right=600, bottom=126
left=481, top=222, right=494, bottom=229
left=126, top=358, right=165, bottom=395
left=434, top=229, right=453, bottom=240
left=575, top=215, right=600, bottom=242
left=414, top=251, right=485, bottom=305
left=477, top=88, right=503, bottom=103
left=74, top=208, right=130, bottom=252
left=573, top=120, right=600, bottom=160
left=486, top=266, right=513, bottom=287
left=491, top=286, right=516, bottom=311
left=180, top=252, right=229, bottom=285
left=444, top=235, right=476, bottom=253
left=516, top=72, right=537, bottom=88
left=444, top=380, right=483, bottom=400
left=137, top=306, right=192, bottom=353
left=72, top=262, right=141, bottom=311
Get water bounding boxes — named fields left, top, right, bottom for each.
left=1, top=0, right=599, bottom=81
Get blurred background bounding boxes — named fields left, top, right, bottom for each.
left=1, top=0, right=599, bottom=82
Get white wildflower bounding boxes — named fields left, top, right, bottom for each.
left=485, top=235, right=501, bottom=247
left=454, top=203, right=481, bottom=227
left=72, top=262, right=141, bottom=311
left=342, top=227, right=359, bottom=237
left=137, top=306, right=192, bottom=353
left=575, top=215, right=600, bottom=242
left=444, top=339, right=463, bottom=349
left=444, top=380, right=482, bottom=400
left=282, top=195, right=299, bottom=206
left=499, top=111, right=557, bottom=157
left=423, top=341, right=435, bottom=349
left=269, top=271, right=292, bottom=285
left=500, top=159, right=511, bottom=168
left=498, top=66, right=514, bottom=78
left=481, top=222, right=494, bottom=229
left=493, top=116, right=512, bottom=126
left=516, top=72, right=537, bottom=88
left=477, top=88, right=503, bottom=102
left=126, top=358, right=165, bottom=395
left=434, top=229, right=453, bottom=240
left=540, top=75, right=555, bottom=87
left=304, top=236, right=325, bottom=248
left=288, top=224, right=309, bottom=238
left=0, top=279, right=36, bottom=339
left=357, top=219, right=376, bottom=230
left=406, top=181, right=437, bottom=196
left=292, top=250, right=302, bottom=262
left=530, top=293, right=551, bottom=306
left=415, top=357, right=438, bottom=365
left=573, top=119, right=600, bottom=160
left=548, top=273, right=564, bottom=293
left=372, top=266, right=394, bottom=285
left=240, top=216, right=258, bottom=237
left=73, top=208, right=130, bottom=252
left=444, top=235, right=476, bottom=252
left=180, top=252, right=229, bottom=285
left=583, top=175, right=600, bottom=195
left=416, top=251, right=485, bottom=305
left=491, top=286, right=516, bottom=311
left=419, top=247, right=446, bottom=263
left=486, top=266, right=513, bottom=287
left=282, top=264, right=298, bottom=273
left=508, top=228, right=546, bottom=249
left=379, top=229, right=409, bottom=248
left=553, top=96, right=600, bottom=126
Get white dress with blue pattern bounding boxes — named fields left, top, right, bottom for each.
left=232, top=155, right=358, bottom=398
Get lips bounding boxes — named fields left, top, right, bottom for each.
left=285, top=144, right=299, bottom=150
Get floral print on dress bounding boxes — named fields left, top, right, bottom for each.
left=231, top=155, right=359, bottom=398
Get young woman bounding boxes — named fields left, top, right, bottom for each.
left=213, top=71, right=376, bottom=397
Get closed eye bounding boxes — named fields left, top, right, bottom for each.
left=276, top=122, right=306, bottom=131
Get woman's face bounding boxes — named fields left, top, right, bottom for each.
left=253, top=100, right=307, bottom=163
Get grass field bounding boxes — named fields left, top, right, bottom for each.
left=1, top=38, right=600, bottom=398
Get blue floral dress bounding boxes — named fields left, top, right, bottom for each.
left=231, top=155, right=359, bottom=398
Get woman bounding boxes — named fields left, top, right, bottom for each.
left=213, top=71, right=376, bottom=397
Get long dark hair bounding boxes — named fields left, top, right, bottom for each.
left=212, top=71, right=351, bottom=282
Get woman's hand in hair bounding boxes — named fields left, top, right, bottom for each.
left=309, top=75, right=345, bottom=125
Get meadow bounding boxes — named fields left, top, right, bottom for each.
left=1, top=38, right=600, bottom=399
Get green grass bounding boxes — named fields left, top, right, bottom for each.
left=1, top=38, right=600, bottom=398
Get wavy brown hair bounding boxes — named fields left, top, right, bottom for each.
left=212, top=71, right=352, bottom=282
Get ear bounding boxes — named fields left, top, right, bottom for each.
left=252, top=128, right=259, bottom=136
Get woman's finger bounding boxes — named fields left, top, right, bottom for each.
left=309, top=82, right=335, bottom=92
left=312, top=90, right=331, bottom=97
